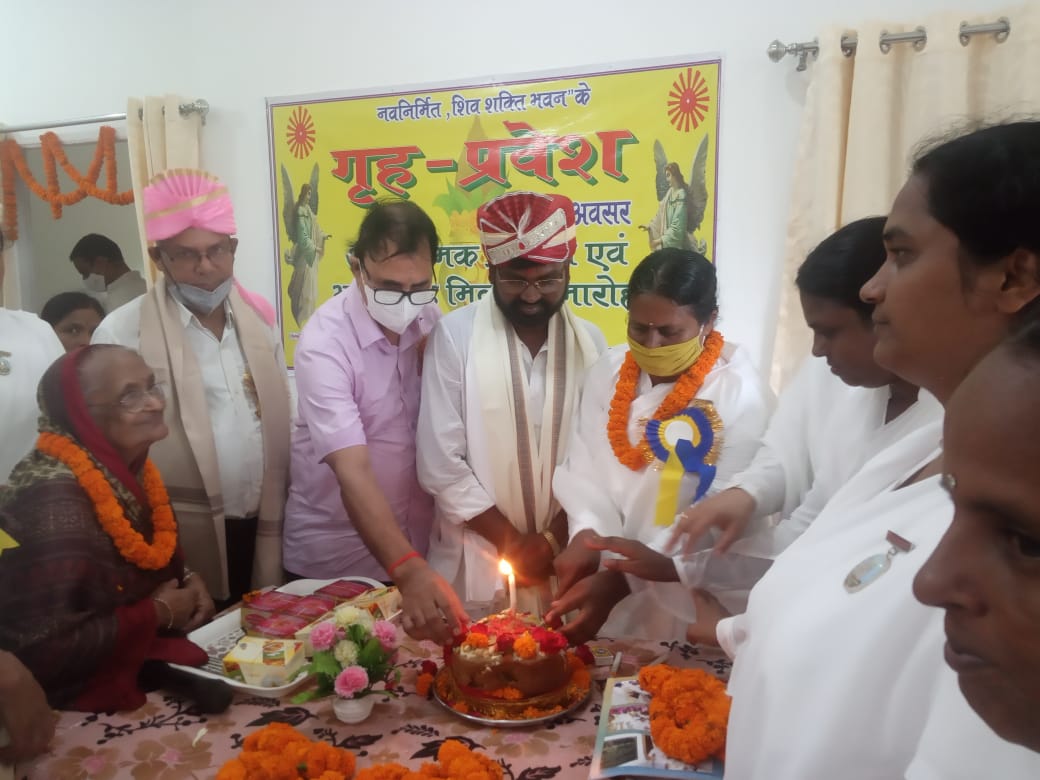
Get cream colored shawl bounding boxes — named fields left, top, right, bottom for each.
left=472, top=295, right=599, bottom=536
left=139, top=277, right=290, bottom=599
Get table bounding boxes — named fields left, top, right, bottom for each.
left=16, top=637, right=730, bottom=779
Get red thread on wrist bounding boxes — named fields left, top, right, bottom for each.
left=387, top=550, right=421, bottom=578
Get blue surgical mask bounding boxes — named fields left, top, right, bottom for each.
left=168, top=277, right=234, bottom=315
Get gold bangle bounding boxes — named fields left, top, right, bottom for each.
left=152, top=597, right=174, bottom=630
left=541, top=529, right=562, bottom=557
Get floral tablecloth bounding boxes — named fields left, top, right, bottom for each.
left=15, top=637, right=730, bottom=780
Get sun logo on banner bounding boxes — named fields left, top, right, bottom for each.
left=286, top=107, right=316, bottom=159
left=667, top=68, right=710, bottom=132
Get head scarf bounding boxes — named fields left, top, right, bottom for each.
left=143, top=168, right=237, bottom=243
left=39, top=346, right=149, bottom=507
left=477, top=191, right=577, bottom=266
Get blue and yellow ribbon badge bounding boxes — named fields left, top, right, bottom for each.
left=0, top=529, right=19, bottom=557
left=645, top=401, right=724, bottom=526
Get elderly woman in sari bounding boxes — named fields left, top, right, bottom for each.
left=0, top=344, right=212, bottom=712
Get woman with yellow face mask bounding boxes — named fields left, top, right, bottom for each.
left=547, top=249, right=774, bottom=642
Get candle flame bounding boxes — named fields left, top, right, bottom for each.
left=498, top=559, right=514, bottom=576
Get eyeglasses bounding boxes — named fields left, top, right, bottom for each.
left=88, top=383, right=167, bottom=414
left=495, top=277, right=566, bottom=294
left=370, top=287, right=439, bottom=306
left=159, top=243, right=234, bottom=266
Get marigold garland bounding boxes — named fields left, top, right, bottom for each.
left=0, top=125, right=134, bottom=240
left=216, top=722, right=357, bottom=780
left=608, top=331, right=725, bottom=471
left=36, top=431, right=177, bottom=570
left=639, top=664, right=730, bottom=766
left=355, top=739, right=502, bottom=780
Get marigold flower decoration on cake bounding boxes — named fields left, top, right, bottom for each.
left=36, top=431, right=177, bottom=570
left=608, top=331, right=725, bottom=471
left=639, top=663, right=731, bottom=765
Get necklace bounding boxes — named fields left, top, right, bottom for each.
left=36, top=432, right=178, bottom=570
left=844, top=530, right=915, bottom=593
left=607, top=331, right=724, bottom=471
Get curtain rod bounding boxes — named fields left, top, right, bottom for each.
left=767, top=17, right=1010, bottom=71
left=1, top=99, right=210, bottom=135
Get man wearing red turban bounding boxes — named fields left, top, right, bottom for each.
left=417, top=191, right=606, bottom=616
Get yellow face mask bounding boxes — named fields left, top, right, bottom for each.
left=627, top=333, right=704, bottom=377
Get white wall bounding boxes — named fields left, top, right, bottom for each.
left=0, top=0, right=1016, bottom=372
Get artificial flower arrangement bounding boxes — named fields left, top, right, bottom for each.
left=217, top=723, right=501, bottom=780
left=292, top=605, right=400, bottom=704
left=639, top=663, right=731, bottom=766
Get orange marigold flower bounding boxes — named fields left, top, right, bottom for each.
left=640, top=664, right=731, bottom=766
left=463, top=631, right=490, bottom=648
left=512, top=632, right=538, bottom=660
left=415, top=672, right=434, bottom=698
left=215, top=759, right=249, bottom=780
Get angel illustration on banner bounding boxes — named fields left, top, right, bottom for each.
left=282, top=163, right=329, bottom=327
left=640, top=135, right=710, bottom=256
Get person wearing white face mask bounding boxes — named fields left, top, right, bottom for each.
left=91, top=169, right=292, bottom=609
left=69, top=233, right=146, bottom=311
left=283, top=200, right=468, bottom=646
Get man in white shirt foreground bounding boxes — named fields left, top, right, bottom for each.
left=92, top=169, right=291, bottom=607
left=417, top=191, right=605, bottom=617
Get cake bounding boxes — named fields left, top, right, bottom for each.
left=442, top=611, right=583, bottom=718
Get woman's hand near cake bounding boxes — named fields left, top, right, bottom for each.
left=553, top=529, right=602, bottom=598
left=0, top=651, right=58, bottom=762
left=546, top=569, right=631, bottom=644
left=586, top=534, right=679, bottom=582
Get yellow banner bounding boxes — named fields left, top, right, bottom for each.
left=268, top=58, right=720, bottom=367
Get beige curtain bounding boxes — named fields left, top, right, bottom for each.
left=126, top=95, right=203, bottom=284
left=771, top=5, right=1040, bottom=389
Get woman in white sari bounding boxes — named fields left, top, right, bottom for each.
left=547, top=249, right=773, bottom=641
left=685, top=122, right=1040, bottom=778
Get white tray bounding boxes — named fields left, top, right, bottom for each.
left=168, top=576, right=384, bottom=697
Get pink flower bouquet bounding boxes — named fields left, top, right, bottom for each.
left=292, top=606, right=401, bottom=703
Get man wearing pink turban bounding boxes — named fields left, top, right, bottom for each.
left=416, top=191, right=606, bottom=617
left=92, top=169, right=291, bottom=607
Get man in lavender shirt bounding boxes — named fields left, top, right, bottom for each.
left=283, top=201, right=465, bottom=643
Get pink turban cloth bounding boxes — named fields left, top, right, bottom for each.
left=142, top=168, right=237, bottom=242
left=477, top=191, right=577, bottom=266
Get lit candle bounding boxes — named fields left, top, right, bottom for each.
left=499, top=559, right=517, bottom=613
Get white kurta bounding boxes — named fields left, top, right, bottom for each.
left=734, top=356, right=943, bottom=556
left=417, top=303, right=607, bottom=605
left=103, top=269, right=148, bottom=312
left=92, top=292, right=276, bottom=517
left=553, top=342, right=774, bottom=639
left=0, top=310, right=64, bottom=483
left=905, top=666, right=1040, bottom=779
left=719, top=419, right=950, bottom=779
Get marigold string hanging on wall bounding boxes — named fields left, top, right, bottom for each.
left=0, top=125, right=134, bottom=240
